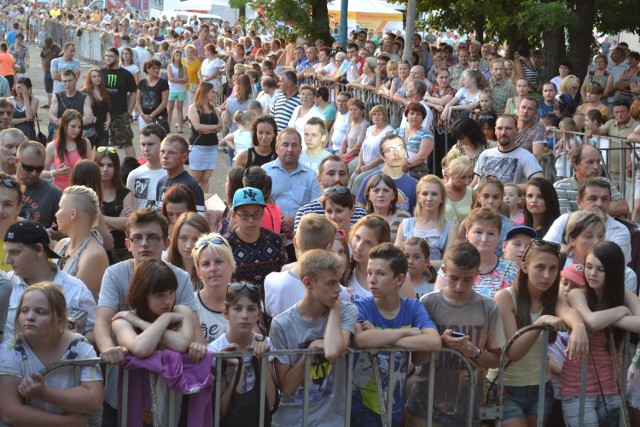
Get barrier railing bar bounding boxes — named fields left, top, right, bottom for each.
left=537, top=330, right=549, bottom=427
left=610, top=331, right=631, bottom=427
left=345, top=351, right=354, bottom=427
left=259, top=355, right=267, bottom=427
left=302, top=353, right=311, bottom=426
left=121, top=366, right=129, bottom=427
left=426, top=351, right=435, bottom=427
left=386, top=352, right=396, bottom=427
left=214, top=357, right=223, bottom=427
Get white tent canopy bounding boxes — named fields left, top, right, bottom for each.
left=327, top=0, right=404, bottom=34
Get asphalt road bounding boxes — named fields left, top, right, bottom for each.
left=25, top=41, right=231, bottom=199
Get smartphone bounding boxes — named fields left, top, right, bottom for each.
left=451, top=331, right=466, bottom=338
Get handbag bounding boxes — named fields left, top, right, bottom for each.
left=35, top=115, right=46, bottom=146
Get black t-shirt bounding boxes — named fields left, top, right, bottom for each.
left=138, top=78, right=169, bottom=116
left=101, top=67, right=137, bottom=115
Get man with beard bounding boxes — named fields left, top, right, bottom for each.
left=472, top=114, right=543, bottom=186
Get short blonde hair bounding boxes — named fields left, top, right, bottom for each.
left=448, top=155, right=473, bottom=178
left=192, top=232, right=236, bottom=272
left=63, top=185, right=100, bottom=227
left=296, top=214, right=337, bottom=252
left=299, top=249, right=342, bottom=283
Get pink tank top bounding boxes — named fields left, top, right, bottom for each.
left=52, top=140, right=83, bottom=190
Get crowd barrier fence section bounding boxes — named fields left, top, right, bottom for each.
left=38, top=327, right=637, bottom=427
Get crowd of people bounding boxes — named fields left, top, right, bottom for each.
left=0, top=1, right=637, bottom=427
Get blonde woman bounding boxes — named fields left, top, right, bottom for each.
left=182, top=44, right=201, bottom=120
left=167, top=49, right=188, bottom=133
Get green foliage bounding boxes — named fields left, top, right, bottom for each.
left=229, top=0, right=249, bottom=8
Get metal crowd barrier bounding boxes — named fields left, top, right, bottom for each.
left=45, top=21, right=114, bottom=65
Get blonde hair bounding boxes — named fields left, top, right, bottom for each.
left=560, top=75, right=580, bottom=94
left=233, top=110, right=257, bottom=127
left=63, top=185, right=100, bottom=227
left=192, top=232, right=236, bottom=271
left=448, top=155, right=473, bottom=178
left=16, top=282, right=67, bottom=337
left=414, top=175, right=447, bottom=231
left=299, top=249, right=342, bottom=283
left=296, top=213, right=337, bottom=252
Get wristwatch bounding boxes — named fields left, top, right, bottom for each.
left=471, top=346, right=482, bottom=361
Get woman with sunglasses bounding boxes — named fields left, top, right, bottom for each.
left=112, top=259, right=198, bottom=358
left=10, top=77, right=37, bottom=140
left=208, top=282, right=277, bottom=425
left=488, top=239, right=588, bottom=427
left=193, top=233, right=234, bottom=344
left=95, top=146, right=134, bottom=264
left=322, top=186, right=356, bottom=237
left=563, top=241, right=640, bottom=427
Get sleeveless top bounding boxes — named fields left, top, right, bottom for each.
left=168, top=63, right=186, bottom=93
left=401, top=218, right=452, bottom=261
left=56, top=91, right=86, bottom=118
left=486, top=287, right=550, bottom=386
left=246, top=147, right=277, bottom=168
left=52, top=140, right=84, bottom=190
left=102, top=188, right=131, bottom=253
left=10, top=96, right=35, bottom=139
left=445, top=187, right=473, bottom=224
left=189, top=106, right=218, bottom=146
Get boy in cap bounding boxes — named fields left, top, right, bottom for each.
left=224, top=187, right=287, bottom=288
left=3, top=219, right=96, bottom=341
left=501, top=225, right=537, bottom=265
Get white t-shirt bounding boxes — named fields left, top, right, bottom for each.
left=347, top=273, right=371, bottom=301
left=256, top=91, right=273, bottom=114
left=474, top=146, right=542, bottom=184
left=200, top=57, right=223, bottom=86
left=168, top=63, right=186, bottom=93
left=330, top=111, right=350, bottom=151
left=288, top=105, right=325, bottom=148
left=361, top=124, right=394, bottom=165
left=126, top=164, right=167, bottom=209
left=195, top=291, right=228, bottom=344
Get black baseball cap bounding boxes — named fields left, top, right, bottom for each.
left=5, top=220, right=61, bottom=258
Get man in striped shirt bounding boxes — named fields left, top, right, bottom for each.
left=271, top=70, right=301, bottom=131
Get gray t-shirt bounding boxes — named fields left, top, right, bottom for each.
left=21, top=179, right=63, bottom=228
left=98, top=259, right=197, bottom=408
left=270, top=301, right=358, bottom=426
left=406, top=290, right=505, bottom=425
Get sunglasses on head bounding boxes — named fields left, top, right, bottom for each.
left=227, top=282, right=261, bottom=293
left=97, top=146, right=117, bottom=154
left=530, top=238, right=561, bottom=253
left=323, top=186, right=349, bottom=196
left=194, top=236, right=228, bottom=250
left=0, top=178, right=18, bottom=188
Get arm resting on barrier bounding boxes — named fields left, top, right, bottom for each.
left=613, top=290, right=640, bottom=333
left=17, top=372, right=103, bottom=413
left=567, top=288, right=630, bottom=332
left=274, top=341, right=322, bottom=396
left=0, top=376, right=89, bottom=426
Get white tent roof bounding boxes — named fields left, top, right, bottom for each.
left=328, top=0, right=403, bottom=15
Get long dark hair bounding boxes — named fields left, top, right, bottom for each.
left=70, top=159, right=103, bottom=204
left=364, top=173, right=398, bottom=215
left=127, top=259, right=178, bottom=322
left=82, top=68, right=111, bottom=111
left=94, top=149, right=124, bottom=190
left=251, top=115, right=278, bottom=150
left=452, top=117, right=487, bottom=149
left=512, top=241, right=560, bottom=342
left=54, top=109, right=89, bottom=162
left=586, top=241, right=626, bottom=347
left=523, top=177, right=560, bottom=236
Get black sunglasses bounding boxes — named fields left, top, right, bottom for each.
left=20, top=162, right=44, bottom=173
left=530, top=238, right=561, bottom=253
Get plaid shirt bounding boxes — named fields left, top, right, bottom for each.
left=490, top=78, right=516, bottom=114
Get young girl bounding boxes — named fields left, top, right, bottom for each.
left=489, top=239, right=587, bottom=427
left=442, top=69, right=484, bottom=120
left=323, top=186, right=356, bottom=237
left=95, top=146, right=134, bottom=264
left=444, top=155, right=475, bottom=224
left=0, top=282, right=103, bottom=424
left=555, top=118, right=580, bottom=179
left=167, top=49, right=188, bottom=133
left=585, top=109, right=605, bottom=146
left=208, top=283, right=277, bottom=425
left=563, top=241, right=640, bottom=427
left=472, top=88, right=494, bottom=120
left=235, top=115, right=278, bottom=169
left=332, top=230, right=351, bottom=286
left=348, top=214, right=391, bottom=300
left=477, top=114, right=497, bottom=142
left=504, top=183, right=524, bottom=225
left=523, top=177, right=561, bottom=238
left=193, top=233, right=234, bottom=344
left=460, top=176, right=511, bottom=256
left=395, top=175, right=458, bottom=270
left=43, top=109, right=93, bottom=190
left=222, top=110, right=256, bottom=165
left=112, top=259, right=198, bottom=358
left=167, top=212, right=210, bottom=291
left=504, top=78, right=530, bottom=114
left=402, top=237, right=436, bottom=299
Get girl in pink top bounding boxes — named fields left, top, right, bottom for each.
left=43, top=109, right=93, bottom=190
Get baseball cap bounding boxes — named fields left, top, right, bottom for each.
left=561, top=264, right=585, bottom=287
left=232, top=187, right=265, bottom=210
left=505, top=225, right=537, bottom=241
left=5, top=220, right=61, bottom=258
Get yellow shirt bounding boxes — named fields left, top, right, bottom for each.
left=0, top=238, right=9, bottom=272
left=182, top=58, right=201, bottom=90
left=50, top=9, right=61, bottom=18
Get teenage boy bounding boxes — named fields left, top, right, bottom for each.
left=351, top=243, right=441, bottom=427
left=225, top=187, right=287, bottom=287
left=406, top=240, right=505, bottom=427
left=156, top=134, right=205, bottom=215
left=126, top=124, right=168, bottom=209
left=501, top=225, right=537, bottom=265
left=299, top=117, right=330, bottom=173
left=265, top=213, right=348, bottom=318
left=270, top=249, right=358, bottom=426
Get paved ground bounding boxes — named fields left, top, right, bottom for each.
left=25, top=41, right=231, bottom=198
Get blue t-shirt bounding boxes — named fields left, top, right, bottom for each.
left=356, top=170, right=417, bottom=214
left=351, top=297, right=436, bottom=424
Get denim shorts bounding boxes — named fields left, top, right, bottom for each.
left=562, top=395, right=620, bottom=427
left=168, top=91, right=186, bottom=102
left=44, top=72, right=53, bottom=94
left=502, top=382, right=554, bottom=421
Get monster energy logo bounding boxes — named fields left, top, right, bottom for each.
left=107, top=74, right=117, bottom=86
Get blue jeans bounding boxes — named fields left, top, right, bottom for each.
left=562, top=395, right=620, bottom=427
left=502, top=382, right=554, bottom=421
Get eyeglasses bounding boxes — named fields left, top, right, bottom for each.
left=323, top=186, right=349, bottom=196
left=194, top=236, right=228, bottom=250
left=383, top=145, right=406, bottom=154
left=236, top=211, right=264, bottom=221
left=336, top=229, right=346, bottom=239
left=227, top=282, right=261, bottom=293
left=530, top=238, right=561, bottom=253
left=129, top=233, right=163, bottom=244
left=19, top=162, right=44, bottom=173
left=97, top=146, right=117, bottom=154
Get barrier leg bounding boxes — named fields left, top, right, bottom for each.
left=302, top=354, right=311, bottom=426
left=345, top=352, right=354, bottom=427
left=536, top=330, right=549, bottom=427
